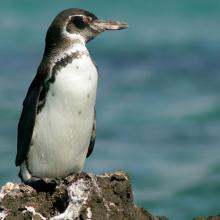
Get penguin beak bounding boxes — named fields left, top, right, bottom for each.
left=91, top=19, right=128, bottom=32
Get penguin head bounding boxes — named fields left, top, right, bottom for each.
left=46, top=8, right=128, bottom=46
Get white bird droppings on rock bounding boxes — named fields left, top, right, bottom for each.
left=0, top=182, right=19, bottom=201
left=0, top=210, right=7, bottom=220
left=24, top=206, right=47, bottom=220
left=86, top=207, right=92, bottom=220
left=51, top=178, right=91, bottom=220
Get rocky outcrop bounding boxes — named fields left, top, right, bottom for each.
left=0, top=171, right=168, bottom=220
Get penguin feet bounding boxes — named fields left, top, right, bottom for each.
left=41, top=177, right=61, bottom=185
left=19, top=162, right=61, bottom=193
left=25, top=176, right=58, bottom=193
left=25, top=176, right=60, bottom=186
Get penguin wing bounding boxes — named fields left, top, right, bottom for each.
left=15, top=74, right=44, bottom=166
left=86, top=110, right=96, bottom=158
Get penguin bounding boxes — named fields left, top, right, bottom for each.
left=15, top=8, right=128, bottom=184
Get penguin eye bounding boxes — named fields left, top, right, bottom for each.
left=71, top=16, right=88, bottom=29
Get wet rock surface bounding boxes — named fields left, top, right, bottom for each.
left=0, top=171, right=167, bottom=220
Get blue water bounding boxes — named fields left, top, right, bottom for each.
left=1, top=1, right=220, bottom=219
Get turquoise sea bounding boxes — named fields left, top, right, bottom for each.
left=1, top=1, right=220, bottom=219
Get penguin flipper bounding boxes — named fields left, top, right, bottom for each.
left=86, top=110, right=96, bottom=158
left=15, top=83, right=43, bottom=166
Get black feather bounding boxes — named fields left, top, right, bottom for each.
left=87, top=110, right=96, bottom=158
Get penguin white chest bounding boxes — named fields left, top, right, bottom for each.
left=28, top=55, right=98, bottom=178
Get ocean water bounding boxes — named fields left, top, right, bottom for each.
left=1, top=1, right=220, bottom=219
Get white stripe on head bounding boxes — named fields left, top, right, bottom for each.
left=62, top=15, right=88, bottom=44
left=62, top=28, right=85, bottom=44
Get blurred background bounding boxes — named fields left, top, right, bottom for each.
left=0, top=0, right=220, bottom=219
